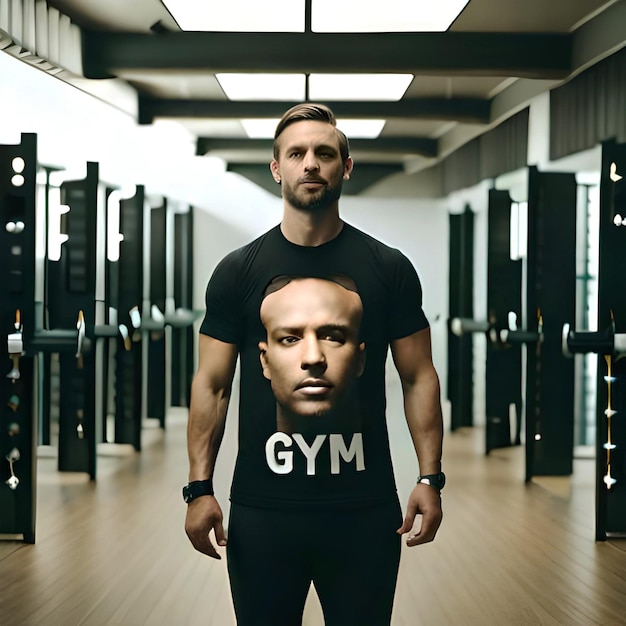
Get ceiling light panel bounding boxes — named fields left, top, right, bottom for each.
left=217, top=74, right=305, bottom=100
left=337, top=120, right=386, bottom=139
left=178, top=119, right=249, bottom=137
left=163, top=0, right=304, bottom=32
left=217, top=73, right=412, bottom=101
left=309, top=74, right=413, bottom=101
left=311, top=0, right=470, bottom=32
left=241, top=119, right=386, bottom=140
left=241, top=119, right=281, bottom=138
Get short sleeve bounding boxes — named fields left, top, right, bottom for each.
left=199, top=252, right=244, bottom=345
left=387, top=251, right=429, bottom=341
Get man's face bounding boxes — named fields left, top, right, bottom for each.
left=259, top=278, right=365, bottom=418
left=270, top=120, right=353, bottom=211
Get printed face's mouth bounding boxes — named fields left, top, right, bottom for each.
left=296, top=378, right=333, bottom=394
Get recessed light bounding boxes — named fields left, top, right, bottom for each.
left=162, top=0, right=304, bottom=32
left=312, top=0, right=470, bottom=32
left=217, top=74, right=305, bottom=101
left=241, top=118, right=386, bottom=139
left=309, top=74, right=413, bottom=101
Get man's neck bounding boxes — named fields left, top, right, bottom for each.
left=280, top=205, right=344, bottom=247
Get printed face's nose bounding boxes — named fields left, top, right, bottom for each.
left=300, top=334, right=326, bottom=370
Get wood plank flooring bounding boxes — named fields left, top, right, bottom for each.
left=1, top=404, right=625, bottom=625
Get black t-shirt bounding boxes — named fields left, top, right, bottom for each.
left=200, top=222, right=428, bottom=509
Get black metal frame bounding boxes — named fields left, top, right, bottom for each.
left=0, top=134, right=38, bottom=542
left=595, top=140, right=626, bottom=539
left=485, top=188, right=523, bottom=453
left=525, top=167, right=577, bottom=480
left=447, top=205, right=474, bottom=431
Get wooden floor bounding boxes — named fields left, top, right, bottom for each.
left=1, top=406, right=625, bottom=626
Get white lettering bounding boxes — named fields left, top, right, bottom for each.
left=265, top=432, right=293, bottom=474
left=292, top=434, right=326, bottom=475
left=329, top=433, right=365, bottom=474
left=265, top=432, right=366, bottom=475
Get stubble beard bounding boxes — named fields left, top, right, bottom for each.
left=282, top=177, right=344, bottom=211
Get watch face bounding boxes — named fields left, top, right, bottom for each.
left=435, top=473, right=445, bottom=489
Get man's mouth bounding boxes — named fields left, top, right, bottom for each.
left=299, top=177, right=326, bottom=187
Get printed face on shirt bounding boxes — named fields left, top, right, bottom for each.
left=259, top=277, right=365, bottom=422
left=269, top=120, right=353, bottom=212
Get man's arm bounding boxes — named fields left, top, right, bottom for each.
left=185, top=333, right=238, bottom=559
left=390, top=326, right=444, bottom=547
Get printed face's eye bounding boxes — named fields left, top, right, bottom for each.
left=320, top=329, right=347, bottom=344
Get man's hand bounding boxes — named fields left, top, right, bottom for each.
left=185, top=495, right=227, bottom=559
left=396, top=484, right=443, bottom=547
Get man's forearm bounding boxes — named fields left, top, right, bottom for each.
left=187, top=377, right=231, bottom=481
left=402, top=366, right=443, bottom=475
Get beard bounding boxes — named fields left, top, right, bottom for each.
left=281, top=173, right=344, bottom=211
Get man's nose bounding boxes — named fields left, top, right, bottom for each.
left=303, top=150, right=320, bottom=171
left=301, top=336, right=326, bottom=370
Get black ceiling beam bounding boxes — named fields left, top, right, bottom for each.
left=83, top=31, right=572, bottom=80
left=138, top=97, right=491, bottom=125
left=196, top=137, right=438, bottom=159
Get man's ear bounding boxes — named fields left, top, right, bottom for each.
left=356, top=342, right=366, bottom=377
left=270, top=160, right=281, bottom=184
left=343, top=156, right=354, bottom=180
left=258, top=341, right=271, bottom=380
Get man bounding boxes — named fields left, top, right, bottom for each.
left=185, top=103, right=444, bottom=626
left=259, top=274, right=365, bottom=434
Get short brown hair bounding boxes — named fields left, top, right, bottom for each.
left=273, top=103, right=350, bottom=163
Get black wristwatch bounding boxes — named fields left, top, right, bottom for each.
left=182, top=479, right=214, bottom=503
left=417, top=472, right=446, bottom=491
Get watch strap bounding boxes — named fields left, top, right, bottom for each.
left=417, top=472, right=446, bottom=491
left=183, top=479, right=214, bottom=503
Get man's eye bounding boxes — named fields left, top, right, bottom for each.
left=279, top=336, right=299, bottom=345
left=289, top=152, right=301, bottom=158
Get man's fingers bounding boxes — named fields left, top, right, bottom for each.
left=184, top=497, right=225, bottom=559
left=199, top=540, right=221, bottom=560
left=214, top=519, right=228, bottom=547
left=187, top=529, right=222, bottom=559
left=406, top=528, right=436, bottom=547
left=405, top=509, right=442, bottom=546
left=396, top=502, right=418, bottom=535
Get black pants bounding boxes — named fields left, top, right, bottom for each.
left=226, top=498, right=402, bottom=626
